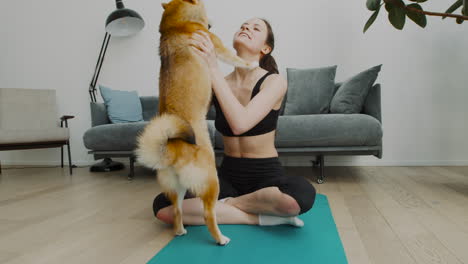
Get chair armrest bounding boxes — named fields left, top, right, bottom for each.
left=60, top=115, right=75, bottom=121
left=60, top=115, right=75, bottom=128
left=362, top=83, right=382, bottom=124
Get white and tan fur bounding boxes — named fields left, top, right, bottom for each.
left=135, top=0, right=256, bottom=245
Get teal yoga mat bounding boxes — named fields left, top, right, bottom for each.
left=147, top=194, right=348, bottom=264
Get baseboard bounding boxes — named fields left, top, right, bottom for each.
left=1, top=159, right=468, bottom=167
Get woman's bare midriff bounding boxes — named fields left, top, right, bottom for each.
left=223, top=129, right=279, bottom=158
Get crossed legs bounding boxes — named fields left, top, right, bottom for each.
left=155, top=186, right=301, bottom=225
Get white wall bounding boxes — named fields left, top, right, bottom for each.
left=1, top=0, right=467, bottom=167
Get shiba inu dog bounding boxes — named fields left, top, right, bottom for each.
left=135, top=0, right=256, bottom=245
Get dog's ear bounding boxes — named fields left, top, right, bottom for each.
left=182, top=0, right=198, bottom=4
left=161, top=2, right=168, bottom=9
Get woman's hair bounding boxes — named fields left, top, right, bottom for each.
left=258, top=18, right=279, bottom=74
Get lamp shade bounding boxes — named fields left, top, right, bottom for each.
left=105, top=0, right=145, bottom=37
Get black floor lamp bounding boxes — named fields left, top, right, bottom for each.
left=88, top=0, right=145, bottom=172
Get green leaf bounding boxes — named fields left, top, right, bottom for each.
left=364, top=6, right=381, bottom=33
left=443, top=0, right=463, bottom=19
left=366, top=0, right=381, bottom=11
left=406, top=3, right=427, bottom=28
left=386, top=2, right=406, bottom=30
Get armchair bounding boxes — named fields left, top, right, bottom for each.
left=0, top=88, right=75, bottom=174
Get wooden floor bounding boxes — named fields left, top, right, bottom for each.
left=0, top=165, right=467, bottom=264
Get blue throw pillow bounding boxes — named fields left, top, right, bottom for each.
left=99, top=85, right=144, bottom=123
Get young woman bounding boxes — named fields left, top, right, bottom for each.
left=153, top=17, right=316, bottom=226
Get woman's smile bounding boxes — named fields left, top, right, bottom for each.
left=239, top=32, right=251, bottom=39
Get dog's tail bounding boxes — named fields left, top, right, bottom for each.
left=135, top=112, right=196, bottom=170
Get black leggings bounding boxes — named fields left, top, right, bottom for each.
left=153, top=154, right=317, bottom=216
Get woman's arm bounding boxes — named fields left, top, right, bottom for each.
left=190, top=30, right=287, bottom=135
left=210, top=67, right=286, bottom=135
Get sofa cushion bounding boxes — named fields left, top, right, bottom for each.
left=83, top=121, right=147, bottom=151
left=99, top=85, right=144, bottom=123
left=274, top=115, right=382, bottom=147
left=84, top=120, right=217, bottom=151
left=330, top=64, right=382, bottom=114
left=207, top=103, right=216, bottom=121
left=214, top=130, right=224, bottom=149
left=206, top=120, right=216, bottom=147
left=0, top=128, right=69, bottom=144
left=283, top=65, right=337, bottom=115
left=213, top=114, right=382, bottom=149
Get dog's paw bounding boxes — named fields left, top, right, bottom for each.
left=217, top=235, right=230, bottom=246
left=175, top=228, right=187, bottom=236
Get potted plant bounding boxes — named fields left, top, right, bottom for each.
left=364, top=0, right=468, bottom=32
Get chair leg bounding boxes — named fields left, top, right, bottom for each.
left=128, top=156, right=135, bottom=181
left=67, top=140, right=73, bottom=175
left=0, top=160, right=2, bottom=174
left=61, top=146, right=64, bottom=168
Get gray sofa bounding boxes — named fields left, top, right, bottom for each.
left=83, top=78, right=383, bottom=183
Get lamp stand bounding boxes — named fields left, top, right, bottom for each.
left=89, top=32, right=111, bottom=102
left=88, top=32, right=125, bottom=173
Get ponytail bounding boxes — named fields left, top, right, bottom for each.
left=260, top=53, right=279, bottom=74
left=259, top=18, right=279, bottom=74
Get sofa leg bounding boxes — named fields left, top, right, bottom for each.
left=311, top=155, right=325, bottom=184
left=311, top=156, right=320, bottom=168
left=128, top=156, right=135, bottom=181
left=318, top=155, right=325, bottom=184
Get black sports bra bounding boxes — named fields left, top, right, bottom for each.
left=213, top=71, right=280, bottom=137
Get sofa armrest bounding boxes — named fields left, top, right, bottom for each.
left=140, top=96, right=159, bottom=121
left=90, top=102, right=110, bottom=127
left=362, top=83, right=381, bottom=123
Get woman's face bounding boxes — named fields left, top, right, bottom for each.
left=233, top=17, right=271, bottom=57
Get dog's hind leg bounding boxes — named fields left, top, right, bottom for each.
left=167, top=186, right=188, bottom=236
left=200, top=171, right=230, bottom=246
left=175, top=145, right=229, bottom=245
left=158, top=168, right=187, bottom=236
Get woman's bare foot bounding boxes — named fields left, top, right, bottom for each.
left=224, top=187, right=301, bottom=217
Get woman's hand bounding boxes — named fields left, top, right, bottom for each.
left=189, top=30, right=219, bottom=70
